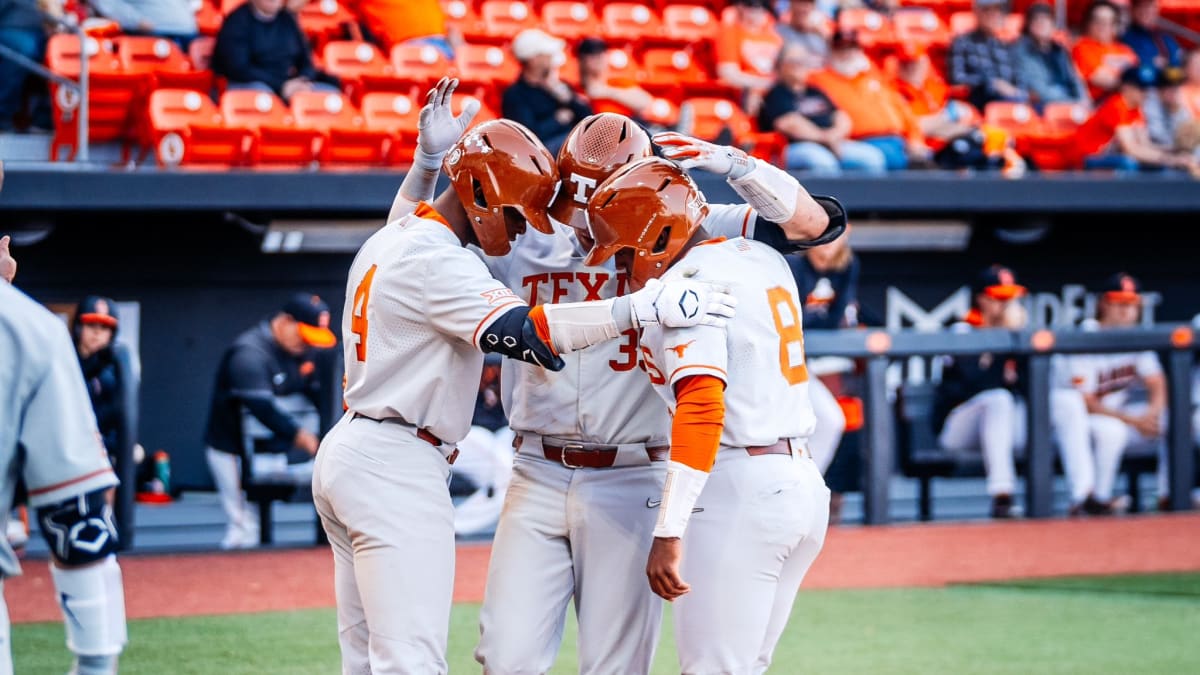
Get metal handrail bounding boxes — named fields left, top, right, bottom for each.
left=0, top=10, right=89, bottom=160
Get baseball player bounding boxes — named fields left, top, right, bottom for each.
left=1065, top=273, right=1167, bottom=514
left=1, top=280, right=127, bottom=675
left=311, top=114, right=737, bottom=673
left=473, top=117, right=845, bottom=673
left=584, top=156, right=831, bottom=674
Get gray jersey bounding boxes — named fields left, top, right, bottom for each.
left=0, top=283, right=117, bottom=576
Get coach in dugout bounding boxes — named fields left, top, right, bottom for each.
left=203, top=293, right=337, bottom=549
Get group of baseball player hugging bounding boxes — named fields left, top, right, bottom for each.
left=3, top=75, right=1177, bottom=675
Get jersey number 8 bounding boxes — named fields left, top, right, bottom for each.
left=767, top=286, right=808, bottom=385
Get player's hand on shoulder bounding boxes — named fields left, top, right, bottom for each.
left=631, top=277, right=738, bottom=329
left=417, top=77, right=482, bottom=157
left=653, top=131, right=753, bottom=180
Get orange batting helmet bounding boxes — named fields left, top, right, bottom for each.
left=443, top=119, right=559, bottom=256
left=585, top=157, right=709, bottom=290
left=549, top=113, right=653, bottom=233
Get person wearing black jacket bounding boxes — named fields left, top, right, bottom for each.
left=212, top=0, right=339, bottom=101
left=72, top=297, right=126, bottom=466
left=203, top=293, right=337, bottom=549
left=501, top=28, right=592, bottom=155
left=935, top=265, right=1095, bottom=518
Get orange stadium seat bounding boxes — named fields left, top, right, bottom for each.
left=296, top=0, right=357, bottom=49
left=661, top=4, right=720, bottom=45
left=389, top=42, right=455, bottom=93
left=147, top=89, right=253, bottom=166
left=640, top=95, right=680, bottom=127
left=900, top=0, right=972, bottom=23
left=473, top=0, right=541, bottom=44
left=46, top=35, right=147, bottom=161
left=641, top=48, right=709, bottom=100
left=949, top=11, right=1022, bottom=41
left=116, top=36, right=212, bottom=91
left=893, top=9, right=950, bottom=50
left=360, top=91, right=421, bottom=164
left=601, top=2, right=664, bottom=46
left=195, top=0, right=223, bottom=36
left=455, top=43, right=519, bottom=108
left=602, top=48, right=641, bottom=86
left=984, top=101, right=1043, bottom=137
left=291, top=91, right=392, bottom=165
left=838, top=8, right=897, bottom=55
left=440, top=0, right=483, bottom=36
left=541, top=1, right=598, bottom=43
left=1042, top=101, right=1090, bottom=133
left=219, top=90, right=322, bottom=165
left=682, top=96, right=786, bottom=164
left=322, top=41, right=406, bottom=102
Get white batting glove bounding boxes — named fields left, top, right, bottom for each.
left=654, top=131, right=755, bottom=180
left=417, top=77, right=481, bottom=159
left=630, top=278, right=738, bottom=329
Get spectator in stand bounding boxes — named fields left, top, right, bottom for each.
left=346, top=0, right=461, bottom=59
left=949, top=0, right=1029, bottom=111
left=1181, top=49, right=1200, bottom=117
left=502, top=28, right=591, bottom=155
left=777, top=0, right=831, bottom=62
left=1065, top=274, right=1167, bottom=513
left=717, top=0, right=783, bottom=117
left=1144, top=66, right=1194, bottom=149
left=809, top=30, right=930, bottom=170
left=759, top=42, right=887, bottom=174
left=1014, top=2, right=1090, bottom=109
left=935, top=265, right=1096, bottom=519
left=1073, top=64, right=1198, bottom=171
left=89, top=0, right=198, bottom=50
left=0, top=0, right=52, bottom=132
left=212, top=0, right=340, bottom=102
left=1122, top=0, right=1181, bottom=75
left=575, top=37, right=652, bottom=125
left=1073, top=1, right=1139, bottom=102
left=895, top=44, right=976, bottom=144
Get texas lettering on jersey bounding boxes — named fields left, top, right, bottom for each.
left=521, top=271, right=631, bottom=304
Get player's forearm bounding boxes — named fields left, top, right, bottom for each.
left=654, top=375, right=725, bottom=539
left=389, top=151, right=442, bottom=221
left=727, top=158, right=838, bottom=243
left=240, top=396, right=300, bottom=442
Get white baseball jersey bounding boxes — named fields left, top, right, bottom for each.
left=639, top=237, right=816, bottom=448
left=485, top=203, right=763, bottom=444
left=1067, top=351, right=1163, bottom=410
left=0, top=282, right=117, bottom=576
left=341, top=207, right=527, bottom=444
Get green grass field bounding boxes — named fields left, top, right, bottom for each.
left=14, top=573, right=1200, bottom=674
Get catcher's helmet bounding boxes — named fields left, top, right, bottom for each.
left=549, top=113, right=652, bottom=233
left=585, top=157, right=708, bottom=291
left=443, top=119, right=559, bottom=256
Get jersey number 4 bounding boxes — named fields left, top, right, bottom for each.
left=351, top=264, right=378, bottom=362
left=767, top=286, right=808, bottom=385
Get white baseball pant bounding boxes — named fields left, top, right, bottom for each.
left=1083, top=403, right=1167, bottom=497
left=476, top=449, right=665, bottom=675
left=674, top=450, right=829, bottom=675
left=312, top=414, right=456, bottom=675
left=939, top=388, right=1095, bottom=501
left=807, top=377, right=846, bottom=474
left=205, top=448, right=259, bottom=549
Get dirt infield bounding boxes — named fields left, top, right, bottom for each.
left=8, top=513, right=1200, bottom=624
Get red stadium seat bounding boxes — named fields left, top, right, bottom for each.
left=291, top=91, right=392, bottom=165
left=1041, top=102, right=1091, bottom=133
left=983, top=101, right=1043, bottom=137
left=389, top=42, right=455, bottom=92
left=901, top=0, right=972, bottom=23
left=602, top=48, right=641, bottom=86
left=116, top=36, right=212, bottom=91
left=147, top=89, right=253, bottom=166
left=219, top=90, right=322, bottom=165
left=455, top=43, right=519, bottom=108
left=46, top=35, right=147, bottom=161
left=323, top=41, right=406, bottom=101
left=641, top=48, right=709, bottom=100
left=541, top=1, right=598, bottom=43
left=838, top=8, right=897, bottom=55
left=473, top=0, right=541, bottom=44
left=601, top=2, right=664, bottom=46
left=360, top=91, right=421, bottom=164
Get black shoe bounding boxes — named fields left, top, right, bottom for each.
left=991, top=494, right=1015, bottom=519
left=1070, top=495, right=1114, bottom=517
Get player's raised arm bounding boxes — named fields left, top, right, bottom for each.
left=385, top=77, right=481, bottom=224
left=653, top=131, right=846, bottom=251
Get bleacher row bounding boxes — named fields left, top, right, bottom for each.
left=41, top=0, right=1200, bottom=167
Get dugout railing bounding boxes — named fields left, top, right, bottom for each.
left=805, top=324, right=1196, bottom=525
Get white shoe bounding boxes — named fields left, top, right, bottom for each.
left=6, top=518, right=28, bottom=550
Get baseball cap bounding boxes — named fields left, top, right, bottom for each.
left=76, top=295, right=119, bottom=328
left=972, top=264, right=1026, bottom=300
left=1100, top=273, right=1142, bottom=304
left=1120, top=64, right=1157, bottom=89
left=512, top=28, right=566, bottom=63
left=282, top=293, right=337, bottom=348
